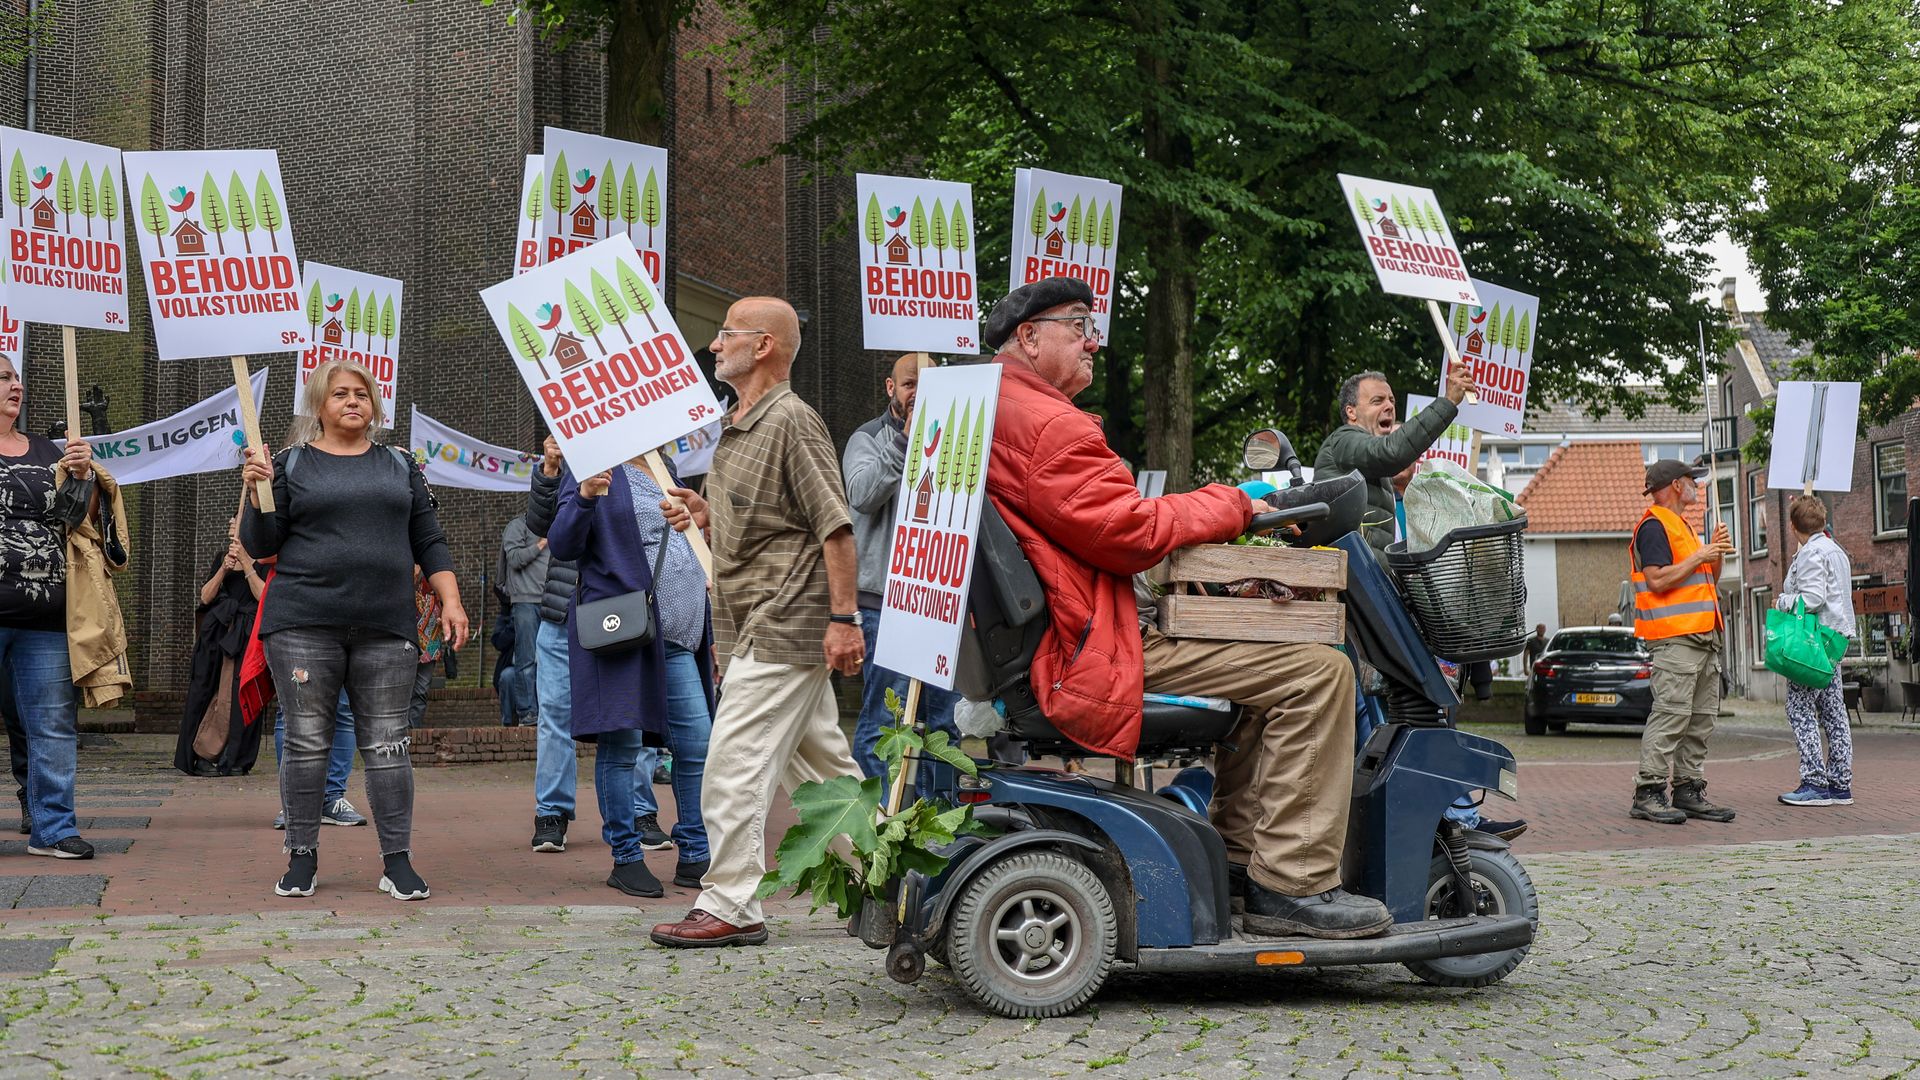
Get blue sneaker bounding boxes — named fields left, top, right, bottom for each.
left=1778, top=783, right=1832, bottom=806
left=1827, top=786, right=1854, bottom=805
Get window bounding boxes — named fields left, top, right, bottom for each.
left=1873, top=442, right=1907, bottom=536
left=1521, top=443, right=1555, bottom=466
left=1705, top=475, right=1738, bottom=551
left=1644, top=441, right=1702, bottom=463
left=1749, top=588, right=1771, bottom=661
left=1545, top=631, right=1646, bottom=655
left=1747, top=471, right=1768, bottom=554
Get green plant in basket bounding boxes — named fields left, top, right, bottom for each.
left=757, top=687, right=994, bottom=918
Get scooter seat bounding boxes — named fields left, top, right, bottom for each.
left=1008, top=697, right=1239, bottom=757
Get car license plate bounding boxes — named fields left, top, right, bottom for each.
left=1572, top=693, right=1618, bottom=705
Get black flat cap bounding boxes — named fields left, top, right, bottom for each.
left=1644, top=459, right=1707, bottom=494
left=983, top=276, right=1095, bottom=350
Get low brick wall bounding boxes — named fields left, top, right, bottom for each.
left=410, top=724, right=572, bottom=767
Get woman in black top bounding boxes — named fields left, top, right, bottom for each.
left=173, top=510, right=268, bottom=776
left=0, top=355, right=98, bottom=860
left=241, top=360, right=468, bottom=901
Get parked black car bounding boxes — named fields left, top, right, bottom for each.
left=1523, top=627, right=1653, bottom=734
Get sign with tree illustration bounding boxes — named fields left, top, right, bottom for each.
left=539, top=127, right=667, bottom=288
left=479, top=234, right=721, bottom=479
left=1008, top=167, right=1123, bottom=340
left=1337, top=173, right=1479, bottom=306
left=1406, top=394, right=1474, bottom=472
left=873, top=363, right=1002, bottom=689
left=292, top=262, right=402, bottom=428
left=122, top=149, right=302, bottom=361
left=1440, top=279, right=1539, bottom=437
left=0, top=258, right=24, bottom=368
left=0, top=128, right=130, bottom=332
left=515, top=154, right=542, bottom=276
left=855, top=173, right=978, bottom=353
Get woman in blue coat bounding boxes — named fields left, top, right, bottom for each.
left=547, top=453, right=715, bottom=898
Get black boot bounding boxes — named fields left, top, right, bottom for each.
left=1671, top=779, right=1735, bottom=822
left=1629, top=784, right=1687, bottom=824
left=1243, top=882, right=1392, bottom=939
left=608, top=859, right=664, bottom=898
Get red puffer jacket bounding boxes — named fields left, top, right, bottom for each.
left=985, top=362, right=1253, bottom=758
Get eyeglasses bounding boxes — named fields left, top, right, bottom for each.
left=1028, top=314, right=1101, bottom=343
left=716, top=328, right=768, bottom=339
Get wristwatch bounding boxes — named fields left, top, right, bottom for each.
left=829, top=611, right=864, bottom=627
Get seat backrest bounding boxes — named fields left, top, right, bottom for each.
left=952, top=502, right=1049, bottom=723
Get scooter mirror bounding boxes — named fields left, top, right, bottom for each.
left=1242, top=429, right=1284, bottom=471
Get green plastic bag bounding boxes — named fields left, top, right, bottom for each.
left=1764, top=598, right=1836, bottom=690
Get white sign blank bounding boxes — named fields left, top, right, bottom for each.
left=1767, top=381, right=1860, bottom=492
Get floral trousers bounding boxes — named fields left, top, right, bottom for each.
left=1785, top=682, right=1852, bottom=790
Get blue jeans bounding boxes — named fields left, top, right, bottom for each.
left=533, top=619, right=576, bottom=819
left=853, top=605, right=959, bottom=784
left=497, top=665, right=523, bottom=726
left=594, top=646, right=710, bottom=863
left=0, top=629, right=78, bottom=847
left=509, top=602, right=541, bottom=719
left=1355, top=693, right=1479, bottom=826
left=274, top=689, right=357, bottom=804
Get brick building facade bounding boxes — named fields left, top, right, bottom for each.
left=5, top=1, right=897, bottom=719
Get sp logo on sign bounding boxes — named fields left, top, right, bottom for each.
left=601, top=613, right=622, bottom=633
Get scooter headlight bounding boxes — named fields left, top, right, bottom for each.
left=1497, top=767, right=1519, bottom=801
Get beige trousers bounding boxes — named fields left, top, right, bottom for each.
left=1636, top=634, right=1722, bottom=788
left=695, top=647, right=861, bottom=927
left=1142, top=629, right=1357, bottom=895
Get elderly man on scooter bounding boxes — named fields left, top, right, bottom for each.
left=981, top=277, right=1390, bottom=940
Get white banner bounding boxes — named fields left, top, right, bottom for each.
left=1406, top=393, right=1475, bottom=472
left=873, top=364, right=1003, bottom=689
left=1009, top=168, right=1122, bottom=340
left=1337, top=173, right=1478, bottom=306
left=1441, top=279, right=1540, bottom=437
left=293, top=262, right=402, bottom=428
left=856, top=173, right=979, bottom=353
left=515, top=154, right=542, bottom=276
left=1768, top=381, right=1861, bottom=492
left=0, top=127, right=131, bottom=332
left=661, top=416, right=722, bottom=478
left=82, top=368, right=268, bottom=486
left=408, top=406, right=540, bottom=492
left=540, top=127, right=667, bottom=288
left=478, top=234, right=722, bottom=479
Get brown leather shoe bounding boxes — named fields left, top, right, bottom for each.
left=650, top=909, right=769, bottom=948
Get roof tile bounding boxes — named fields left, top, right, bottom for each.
left=1517, top=441, right=1707, bottom=535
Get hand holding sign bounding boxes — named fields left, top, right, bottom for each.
left=1443, top=358, right=1477, bottom=404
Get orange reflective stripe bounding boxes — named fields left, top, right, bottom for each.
left=1629, top=506, right=1724, bottom=641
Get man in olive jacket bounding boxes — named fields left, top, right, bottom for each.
left=1312, top=364, right=1475, bottom=555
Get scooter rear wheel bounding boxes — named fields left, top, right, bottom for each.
left=946, top=850, right=1116, bottom=1018
left=1404, top=847, right=1538, bottom=988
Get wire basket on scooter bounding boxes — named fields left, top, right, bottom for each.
left=1385, top=515, right=1529, bottom=663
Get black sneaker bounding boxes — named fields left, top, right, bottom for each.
left=275, top=851, right=318, bottom=897
left=672, top=858, right=709, bottom=889
left=1243, top=883, right=1392, bottom=939
left=1476, top=818, right=1529, bottom=841
left=607, top=859, right=664, bottom=898
left=636, top=813, right=672, bottom=851
left=379, top=853, right=431, bottom=901
left=28, top=836, right=94, bottom=860
left=532, top=815, right=567, bottom=853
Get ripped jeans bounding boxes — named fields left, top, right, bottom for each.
left=265, top=625, right=418, bottom=856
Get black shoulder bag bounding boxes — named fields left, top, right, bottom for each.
left=574, top=519, right=673, bottom=654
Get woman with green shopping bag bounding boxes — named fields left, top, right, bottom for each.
left=1774, top=496, right=1858, bottom=807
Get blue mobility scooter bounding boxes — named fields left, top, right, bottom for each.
left=855, top=430, right=1538, bottom=1018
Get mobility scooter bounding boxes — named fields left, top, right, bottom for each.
left=854, top=429, right=1538, bottom=1018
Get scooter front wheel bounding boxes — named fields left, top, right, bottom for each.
left=946, top=850, right=1116, bottom=1018
left=1404, top=847, right=1538, bottom=988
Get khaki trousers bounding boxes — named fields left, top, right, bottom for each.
left=695, top=648, right=861, bottom=927
left=1142, top=628, right=1356, bottom=895
left=1636, top=635, right=1722, bottom=788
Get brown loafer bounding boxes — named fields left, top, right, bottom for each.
left=650, top=909, right=769, bottom=948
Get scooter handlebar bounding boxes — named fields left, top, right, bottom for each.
left=1247, top=502, right=1330, bottom=537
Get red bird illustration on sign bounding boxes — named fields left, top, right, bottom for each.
left=571, top=168, right=595, bottom=195
left=166, top=186, right=195, bottom=213
left=1469, top=308, right=1488, bottom=325
left=324, top=293, right=344, bottom=313
left=924, top=421, right=942, bottom=458
left=29, top=168, right=53, bottom=190
left=885, top=207, right=907, bottom=229
left=1048, top=201, right=1067, bottom=223
left=536, top=302, right=564, bottom=331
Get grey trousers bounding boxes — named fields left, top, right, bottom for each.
left=265, top=625, right=418, bottom=855
left=1636, top=635, right=1722, bottom=788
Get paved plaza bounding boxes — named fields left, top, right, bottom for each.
left=0, top=708, right=1915, bottom=1077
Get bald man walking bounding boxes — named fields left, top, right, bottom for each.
left=651, top=297, right=865, bottom=948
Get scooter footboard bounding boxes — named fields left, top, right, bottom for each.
left=1347, top=725, right=1519, bottom=922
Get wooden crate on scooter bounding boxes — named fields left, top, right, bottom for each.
left=1155, top=544, right=1347, bottom=645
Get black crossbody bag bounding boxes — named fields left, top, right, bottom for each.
left=575, top=518, right=673, bottom=654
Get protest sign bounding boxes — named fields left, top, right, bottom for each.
left=1768, top=381, right=1861, bottom=493
left=479, top=234, right=721, bottom=480
left=1440, top=280, right=1539, bottom=437
left=540, top=127, right=667, bottom=288
left=1406, top=393, right=1475, bottom=472
left=408, top=406, right=540, bottom=493
left=80, top=367, right=267, bottom=486
left=1337, top=173, right=1478, bottom=307
left=515, top=154, right=542, bottom=276
left=0, top=128, right=129, bottom=332
left=1008, top=167, right=1123, bottom=339
left=873, top=364, right=1002, bottom=689
left=122, top=149, right=303, bottom=360
left=856, top=173, right=979, bottom=353
left=0, top=263, right=22, bottom=366
left=661, top=416, right=722, bottom=478
left=293, top=263, right=401, bottom=427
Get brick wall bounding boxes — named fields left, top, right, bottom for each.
left=1553, top=538, right=1629, bottom=627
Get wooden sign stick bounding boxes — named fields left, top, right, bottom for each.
left=61, top=326, right=80, bottom=441
left=642, top=447, right=713, bottom=581
left=882, top=679, right=925, bottom=818
left=230, top=355, right=274, bottom=513
left=1427, top=299, right=1478, bottom=407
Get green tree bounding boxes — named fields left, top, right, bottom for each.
left=936, top=399, right=957, bottom=516
left=907, top=196, right=928, bottom=266
left=380, top=295, right=396, bottom=353
left=1028, top=185, right=1047, bottom=255
left=7, top=151, right=26, bottom=226
left=1065, top=194, right=1082, bottom=263
left=960, top=399, right=987, bottom=528
left=619, top=163, right=641, bottom=240
left=1500, top=306, right=1516, bottom=362
left=199, top=172, right=229, bottom=255
left=929, top=196, right=948, bottom=268
left=96, top=168, right=116, bottom=241
left=1451, top=302, right=1469, bottom=339
left=506, top=302, right=550, bottom=380
left=137, top=173, right=169, bottom=257
left=344, top=287, right=362, bottom=350
left=1513, top=309, right=1532, bottom=362
left=949, top=201, right=969, bottom=270
left=564, top=277, right=607, bottom=351
left=863, top=192, right=885, bottom=261
left=589, top=266, right=634, bottom=344
left=1483, top=303, right=1502, bottom=358
left=615, top=257, right=659, bottom=332
left=1098, top=200, right=1114, bottom=264
left=525, top=169, right=544, bottom=236
left=1350, top=187, right=1373, bottom=234
left=639, top=166, right=661, bottom=248
left=305, top=281, right=324, bottom=342
left=77, top=163, right=95, bottom=237
left=54, top=159, right=74, bottom=231
left=549, top=150, right=571, bottom=221
left=365, top=292, right=381, bottom=352
left=945, top=400, right=972, bottom=526
left=903, top=400, right=929, bottom=502
left=1423, top=200, right=1444, bottom=241
left=596, top=158, right=617, bottom=237
left=1082, top=199, right=1099, bottom=264
left=253, top=171, right=284, bottom=252
left=228, top=171, right=256, bottom=254
left=1388, top=193, right=1410, bottom=239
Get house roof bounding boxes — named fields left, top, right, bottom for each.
left=1741, top=314, right=1812, bottom=384
left=1522, top=391, right=1704, bottom=436
left=1517, top=440, right=1706, bottom=535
